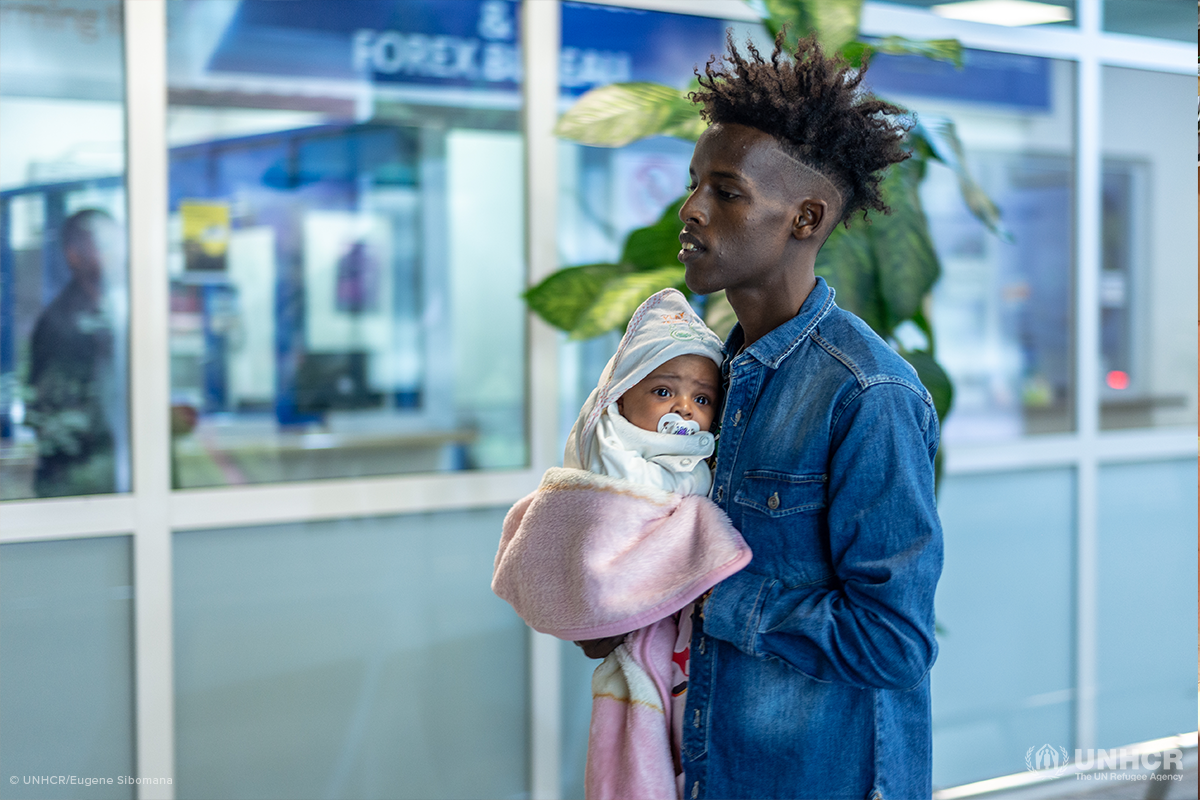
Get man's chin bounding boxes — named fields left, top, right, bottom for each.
left=683, top=269, right=722, bottom=297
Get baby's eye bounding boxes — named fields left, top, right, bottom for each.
left=695, top=395, right=710, bottom=405
left=653, top=387, right=671, bottom=397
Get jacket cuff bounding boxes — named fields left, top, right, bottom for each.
left=702, top=570, right=771, bottom=656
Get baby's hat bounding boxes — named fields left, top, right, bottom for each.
left=564, top=288, right=725, bottom=469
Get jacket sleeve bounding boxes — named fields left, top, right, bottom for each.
left=701, top=380, right=943, bottom=691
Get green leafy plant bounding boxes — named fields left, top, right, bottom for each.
left=529, top=0, right=1011, bottom=442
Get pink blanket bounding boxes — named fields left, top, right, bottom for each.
left=493, top=467, right=751, bottom=800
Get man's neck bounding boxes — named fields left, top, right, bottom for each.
left=726, top=268, right=817, bottom=347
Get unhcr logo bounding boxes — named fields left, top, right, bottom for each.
left=1025, top=744, right=1071, bottom=776
left=1022, top=743, right=1186, bottom=782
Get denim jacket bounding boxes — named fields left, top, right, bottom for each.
left=681, top=278, right=943, bottom=800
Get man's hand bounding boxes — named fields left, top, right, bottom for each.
left=574, top=635, right=626, bottom=659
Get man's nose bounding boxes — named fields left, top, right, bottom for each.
left=679, top=192, right=706, bottom=226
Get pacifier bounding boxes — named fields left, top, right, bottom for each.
left=657, top=412, right=700, bottom=436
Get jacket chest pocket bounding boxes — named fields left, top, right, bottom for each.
left=733, top=470, right=831, bottom=586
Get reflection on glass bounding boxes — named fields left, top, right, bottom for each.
left=167, top=0, right=527, bottom=487
left=1099, top=66, right=1195, bottom=429
left=879, top=55, right=1077, bottom=443
left=0, top=0, right=130, bottom=500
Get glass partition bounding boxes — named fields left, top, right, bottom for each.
left=173, top=508, right=527, bottom=800
left=166, top=0, right=527, bottom=487
left=882, top=54, right=1078, bottom=443
left=1102, top=0, right=1194, bottom=41
left=1098, top=66, right=1196, bottom=429
left=0, top=536, right=135, bottom=800
left=931, top=469, right=1075, bottom=788
left=1096, top=459, right=1198, bottom=748
left=0, top=0, right=130, bottom=499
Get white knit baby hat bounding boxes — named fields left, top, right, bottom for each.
left=564, top=289, right=725, bottom=469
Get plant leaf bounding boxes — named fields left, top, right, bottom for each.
left=554, top=83, right=704, bottom=148
left=759, top=0, right=864, bottom=56
left=901, top=349, right=953, bottom=425
left=815, top=221, right=885, bottom=333
left=911, top=118, right=1012, bottom=241
left=523, top=262, right=629, bottom=332
left=872, top=158, right=941, bottom=332
left=621, top=196, right=687, bottom=269
left=910, top=304, right=937, bottom=353
left=572, top=266, right=687, bottom=340
left=868, top=36, right=963, bottom=67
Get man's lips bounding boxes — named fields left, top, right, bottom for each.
left=678, top=230, right=706, bottom=261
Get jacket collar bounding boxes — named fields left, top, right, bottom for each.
left=723, top=276, right=836, bottom=370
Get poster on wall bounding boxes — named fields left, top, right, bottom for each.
left=181, top=200, right=231, bottom=272
left=303, top=211, right=394, bottom=381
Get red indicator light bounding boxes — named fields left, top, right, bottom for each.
left=1106, top=370, right=1129, bottom=390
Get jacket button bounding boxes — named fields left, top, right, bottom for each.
left=767, top=492, right=780, bottom=510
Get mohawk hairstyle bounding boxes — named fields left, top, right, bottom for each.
left=691, top=31, right=912, bottom=225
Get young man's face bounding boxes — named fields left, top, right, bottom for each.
left=617, top=354, right=721, bottom=433
left=678, top=123, right=820, bottom=296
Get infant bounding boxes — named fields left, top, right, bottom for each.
left=494, top=288, right=749, bottom=800
left=563, top=290, right=725, bottom=795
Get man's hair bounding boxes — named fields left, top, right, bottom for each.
left=61, top=208, right=115, bottom=251
left=692, top=32, right=911, bottom=225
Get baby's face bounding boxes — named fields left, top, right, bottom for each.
left=617, top=354, right=721, bottom=433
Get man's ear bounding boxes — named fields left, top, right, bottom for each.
left=792, top=198, right=827, bottom=241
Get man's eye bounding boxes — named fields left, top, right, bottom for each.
left=718, top=190, right=738, bottom=200
left=685, top=182, right=697, bottom=192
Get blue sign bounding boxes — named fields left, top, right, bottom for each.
left=207, top=0, right=524, bottom=88
left=204, top=0, right=730, bottom=96
left=204, top=0, right=1048, bottom=109
left=865, top=45, right=1050, bottom=111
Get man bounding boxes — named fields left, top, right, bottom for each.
left=27, top=208, right=124, bottom=497
left=674, top=35, right=943, bottom=800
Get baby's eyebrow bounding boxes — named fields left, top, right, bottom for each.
left=648, top=372, right=719, bottom=391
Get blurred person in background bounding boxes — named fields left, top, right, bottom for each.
left=26, top=208, right=124, bottom=497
